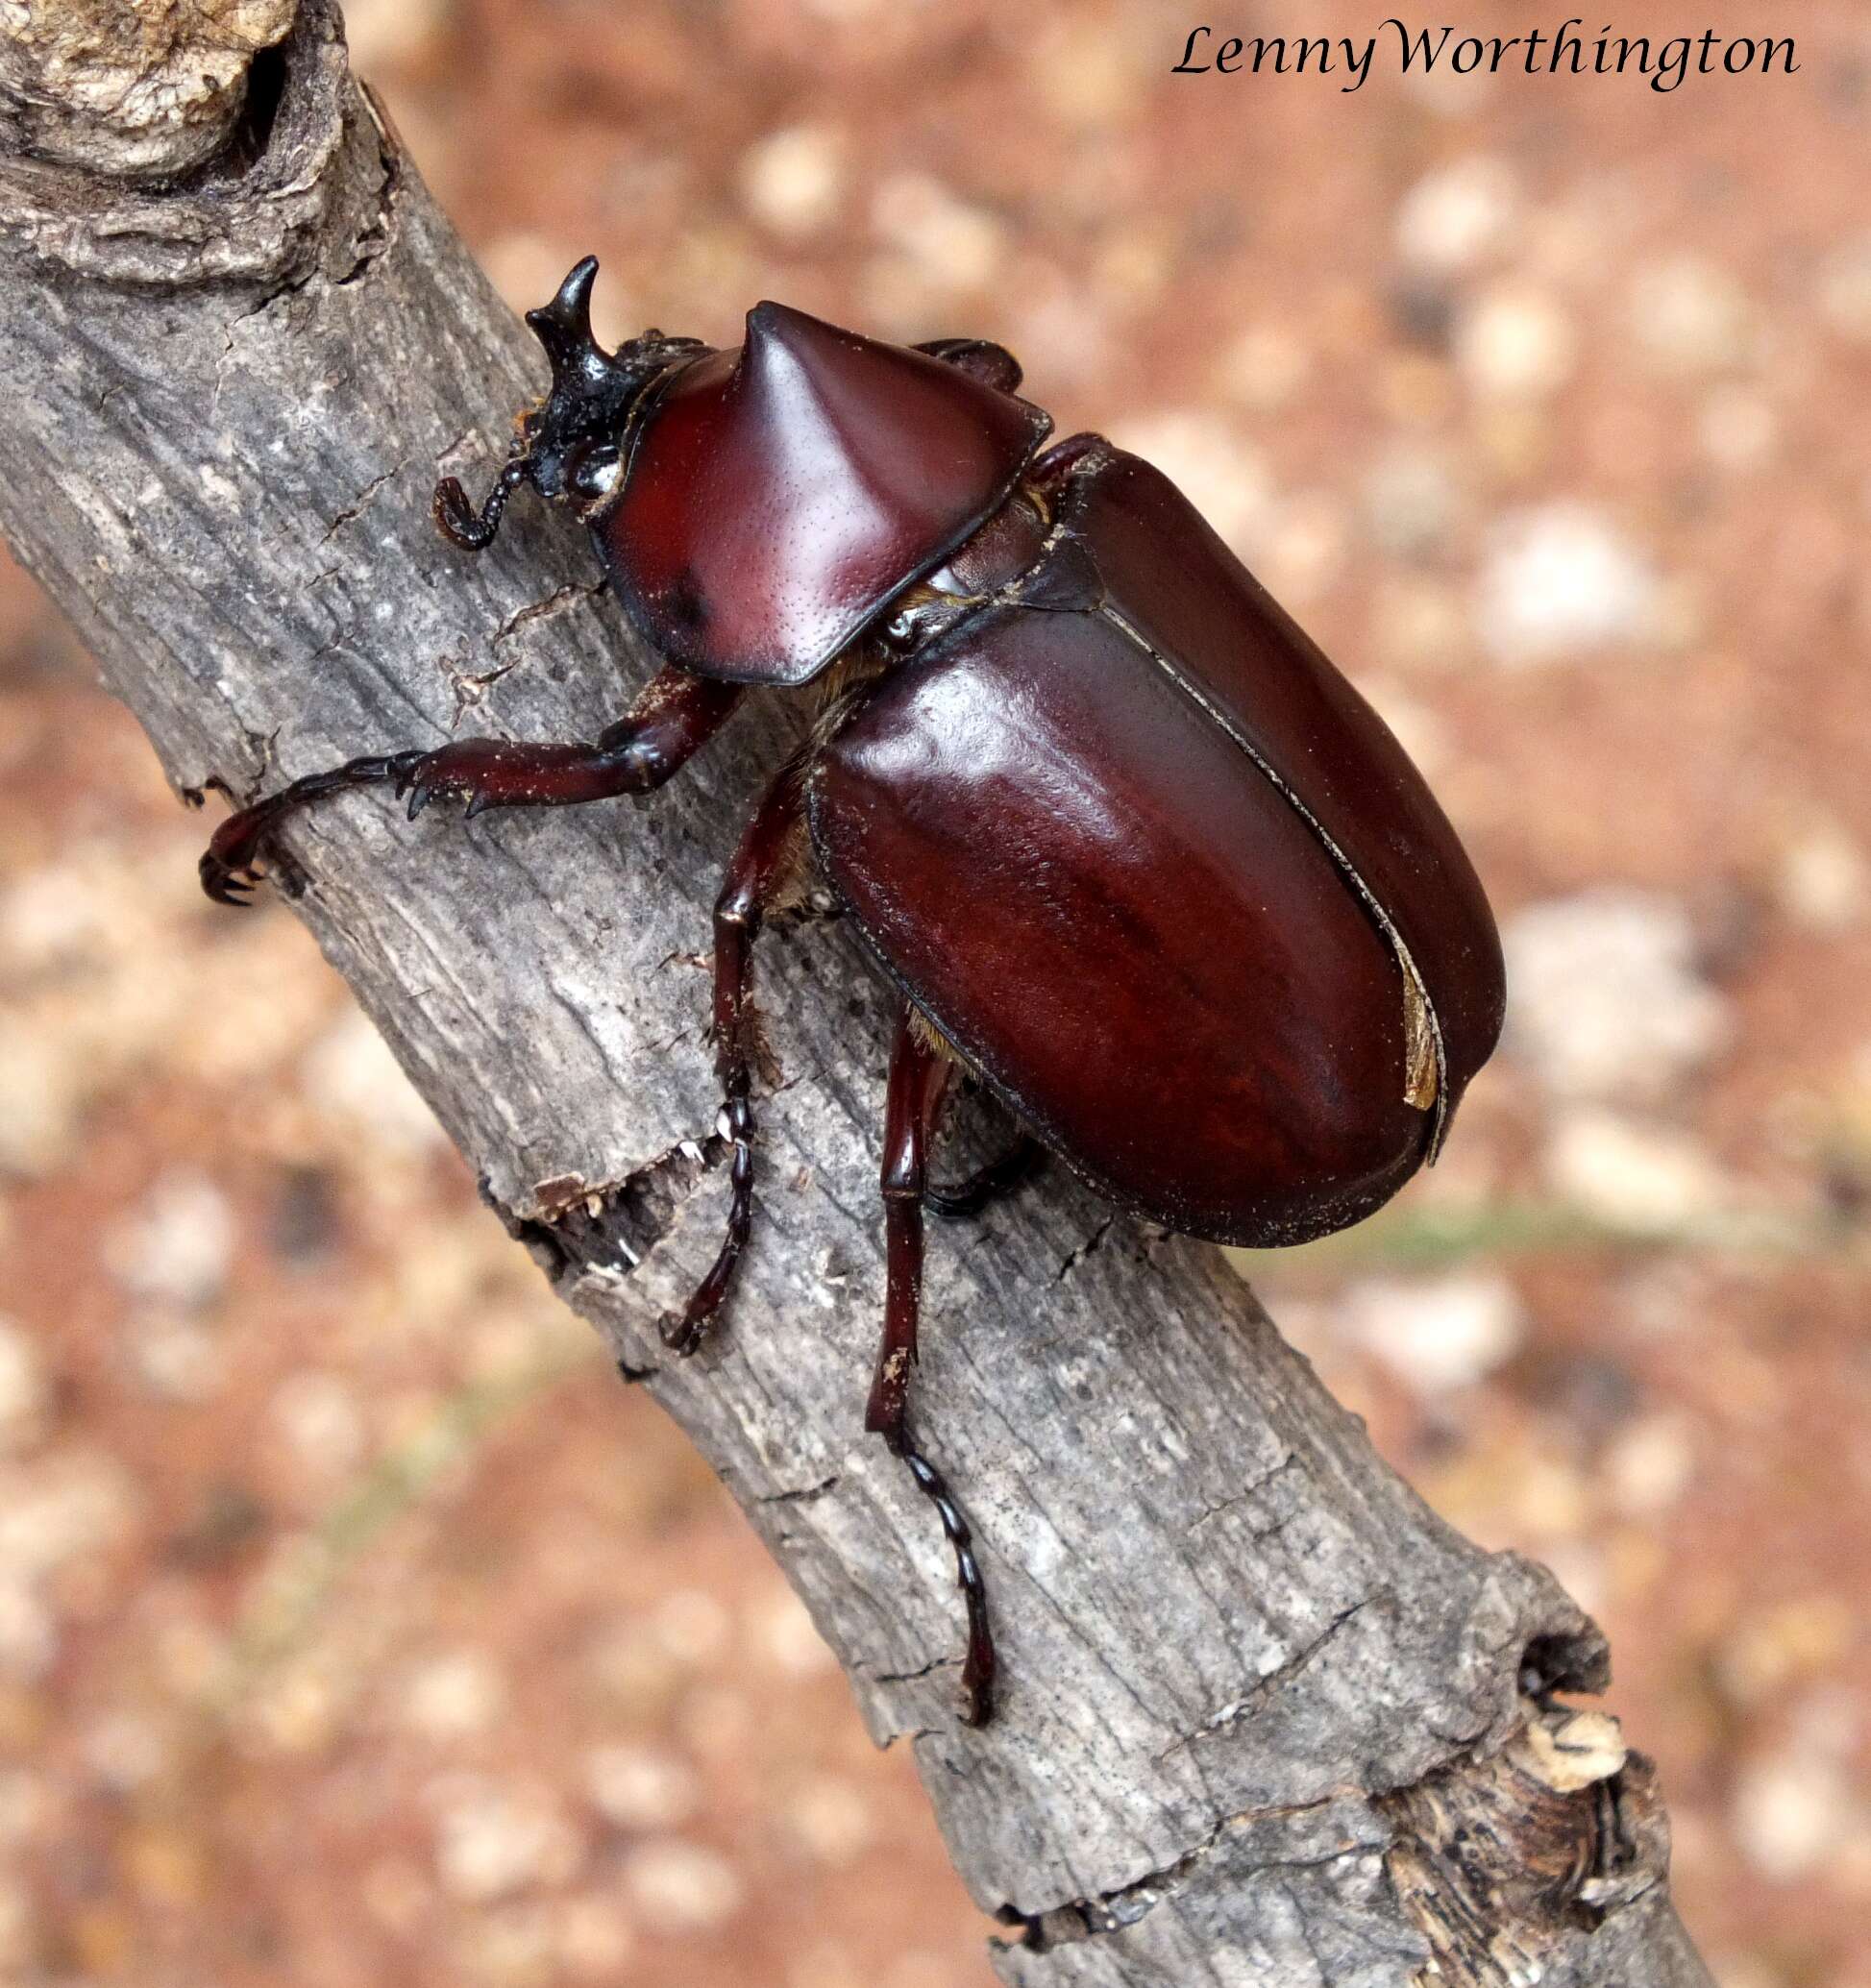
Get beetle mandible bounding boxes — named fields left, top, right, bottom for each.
left=199, top=257, right=1506, bottom=1727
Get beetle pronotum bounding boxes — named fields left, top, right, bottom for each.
left=200, top=258, right=1505, bottom=1725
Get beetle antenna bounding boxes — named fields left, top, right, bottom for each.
left=432, top=456, right=530, bottom=552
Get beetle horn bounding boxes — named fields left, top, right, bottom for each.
left=526, top=255, right=610, bottom=386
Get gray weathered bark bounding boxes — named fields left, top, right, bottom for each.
left=0, top=7, right=1714, bottom=1981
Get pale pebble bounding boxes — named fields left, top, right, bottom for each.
left=884, top=1956, right=970, bottom=1988
left=1215, top=324, right=1313, bottom=413
left=240, top=1657, right=343, bottom=1756
left=0, top=1880, right=36, bottom=1973
left=127, top=1311, right=226, bottom=1402
left=1696, top=387, right=1778, bottom=471
left=1367, top=577, right=1470, bottom=674
left=361, top=1855, right=430, bottom=1934
left=754, top=1586, right=836, bottom=1677
left=1340, top=1272, right=1524, bottom=1395
left=0, top=1319, right=49, bottom=1452
left=1361, top=447, right=1464, bottom=559
left=1546, top=1110, right=1731, bottom=1233
left=0, top=1450, right=135, bottom=1583
left=1717, top=1601, right=1855, bottom=1706
left=1356, top=678, right=1449, bottom=778
left=1501, top=889, right=1731, bottom=1101
left=1629, top=257, right=1755, bottom=375
left=1473, top=504, right=1660, bottom=666
left=271, top=1370, right=367, bottom=1478
left=586, top=1743, right=699, bottom=1831
left=300, top=1010, right=446, bottom=1152
left=653, top=1587, right=729, bottom=1662
left=401, top=1651, right=506, bottom=1738
left=1539, top=1541, right=1607, bottom=1615
left=1775, top=823, right=1867, bottom=933
left=1603, top=1414, right=1697, bottom=1517
left=82, top=1712, right=169, bottom=1791
left=0, top=1770, right=42, bottom=1847
left=739, top=125, right=845, bottom=237
left=480, top=233, right=596, bottom=326
left=0, top=1582, right=56, bottom=1681
left=623, top=1837, right=744, bottom=1933
left=1393, top=157, right=1518, bottom=271
left=778, top=1774, right=874, bottom=1867
left=556, top=1893, right=637, bottom=1976
left=1257, top=492, right=1347, bottom=606
left=343, top=0, right=446, bottom=66
left=102, top=1170, right=234, bottom=1311
left=432, top=1780, right=584, bottom=1902
left=1733, top=1750, right=1857, bottom=1882
left=871, top=174, right=1005, bottom=290
left=0, top=1042, right=80, bottom=1175
left=1457, top=284, right=1575, bottom=399
left=1816, top=233, right=1871, bottom=344
left=788, top=1942, right=865, bottom=1988
left=457, top=1902, right=555, bottom=1986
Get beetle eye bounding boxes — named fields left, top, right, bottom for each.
left=569, top=443, right=622, bottom=503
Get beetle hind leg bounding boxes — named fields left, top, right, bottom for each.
left=662, top=750, right=811, bottom=1354
left=866, top=1008, right=997, bottom=1726
left=926, top=1131, right=1042, bottom=1220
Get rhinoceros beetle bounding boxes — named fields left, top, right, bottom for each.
left=201, top=257, right=1505, bottom=1727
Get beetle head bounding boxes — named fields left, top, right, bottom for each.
left=433, top=257, right=704, bottom=552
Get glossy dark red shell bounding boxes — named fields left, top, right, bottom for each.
left=806, top=444, right=1506, bottom=1246
left=595, top=303, right=1052, bottom=686
left=1064, top=451, right=1505, bottom=1110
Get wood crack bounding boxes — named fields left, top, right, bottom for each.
left=1016, top=1792, right=1366, bottom=1951
left=1155, top=1594, right=1388, bottom=1764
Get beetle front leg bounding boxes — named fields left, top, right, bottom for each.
left=199, top=664, right=742, bottom=904
left=866, top=1010, right=997, bottom=1728
left=913, top=335, right=1023, bottom=395
left=198, top=751, right=424, bottom=903
left=661, top=749, right=811, bottom=1355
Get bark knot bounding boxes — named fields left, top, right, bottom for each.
left=1379, top=1698, right=1671, bottom=1986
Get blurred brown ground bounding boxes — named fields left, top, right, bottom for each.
left=3, top=1, right=1870, bottom=1982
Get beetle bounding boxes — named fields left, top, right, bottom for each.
left=199, top=257, right=1505, bottom=1727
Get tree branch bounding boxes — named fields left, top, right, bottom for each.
left=0, top=7, right=1714, bottom=1981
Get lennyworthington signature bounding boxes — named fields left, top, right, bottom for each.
left=1172, top=19, right=1800, bottom=91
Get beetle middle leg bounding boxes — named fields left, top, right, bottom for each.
left=661, top=748, right=813, bottom=1355
left=199, top=663, right=742, bottom=903
left=867, top=1007, right=997, bottom=1727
